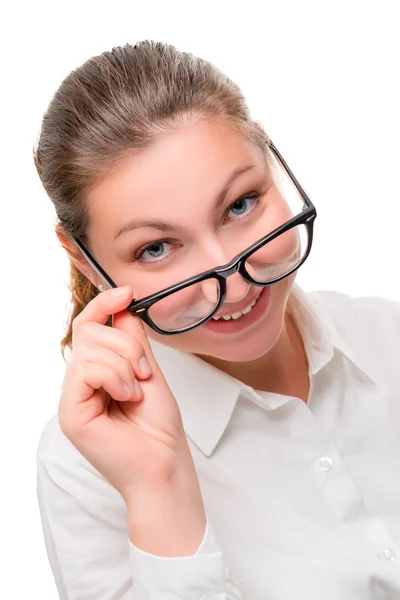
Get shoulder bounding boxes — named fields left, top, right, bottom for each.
left=37, top=414, right=86, bottom=474
left=307, top=288, right=400, bottom=377
left=36, top=413, right=93, bottom=492
left=36, top=419, right=131, bottom=596
left=309, top=288, right=400, bottom=332
left=37, top=414, right=124, bottom=511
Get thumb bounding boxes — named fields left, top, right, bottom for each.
left=111, top=296, right=162, bottom=375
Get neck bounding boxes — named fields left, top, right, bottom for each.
left=197, top=309, right=310, bottom=404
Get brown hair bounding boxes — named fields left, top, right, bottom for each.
left=33, top=40, right=271, bottom=359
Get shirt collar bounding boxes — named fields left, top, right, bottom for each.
left=150, top=338, right=242, bottom=457
left=289, top=284, right=375, bottom=386
left=149, top=283, right=375, bottom=458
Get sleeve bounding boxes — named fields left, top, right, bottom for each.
left=129, top=516, right=243, bottom=599
left=36, top=417, right=243, bottom=600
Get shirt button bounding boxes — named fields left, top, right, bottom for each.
left=319, top=456, right=333, bottom=471
left=383, top=548, right=397, bottom=563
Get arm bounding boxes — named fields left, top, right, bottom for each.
left=37, top=417, right=242, bottom=599
left=125, top=444, right=208, bottom=556
left=126, top=447, right=242, bottom=598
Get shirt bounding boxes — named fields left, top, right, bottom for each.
left=36, top=283, right=400, bottom=599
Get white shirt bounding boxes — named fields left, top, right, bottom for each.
left=36, top=283, right=400, bottom=599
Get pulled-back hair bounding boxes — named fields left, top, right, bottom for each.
left=33, top=40, right=271, bottom=358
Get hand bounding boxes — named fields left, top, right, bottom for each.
left=58, top=285, right=191, bottom=503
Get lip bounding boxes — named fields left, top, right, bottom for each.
left=213, top=289, right=263, bottom=318
left=203, top=286, right=271, bottom=335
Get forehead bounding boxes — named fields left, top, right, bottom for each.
left=86, top=119, right=266, bottom=236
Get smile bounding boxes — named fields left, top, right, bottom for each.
left=203, top=286, right=271, bottom=334
left=211, top=293, right=261, bottom=321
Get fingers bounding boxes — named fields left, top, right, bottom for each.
left=72, top=285, right=159, bottom=376
left=74, top=320, right=152, bottom=381
left=84, top=346, right=144, bottom=401
left=60, top=347, right=143, bottom=435
left=112, top=308, right=162, bottom=377
left=59, top=284, right=164, bottom=439
left=72, top=285, right=134, bottom=335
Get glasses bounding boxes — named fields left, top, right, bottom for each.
left=71, top=142, right=317, bottom=335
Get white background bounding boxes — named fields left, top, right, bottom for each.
left=1, top=0, right=399, bottom=597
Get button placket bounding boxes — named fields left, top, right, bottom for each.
left=311, top=451, right=400, bottom=566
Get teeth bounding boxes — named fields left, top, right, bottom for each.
left=231, top=312, right=243, bottom=320
left=212, top=294, right=260, bottom=321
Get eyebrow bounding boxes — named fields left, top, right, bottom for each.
left=113, top=163, right=258, bottom=240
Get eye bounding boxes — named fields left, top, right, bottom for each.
left=133, top=241, right=174, bottom=263
left=226, top=192, right=261, bottom=221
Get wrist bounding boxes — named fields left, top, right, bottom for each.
left=125, top=457, right=206, bottom=556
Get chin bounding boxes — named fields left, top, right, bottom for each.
left=199, top=310, right=286, bottom=363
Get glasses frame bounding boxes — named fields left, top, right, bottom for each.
left=71, top=142, right=317, bottom=335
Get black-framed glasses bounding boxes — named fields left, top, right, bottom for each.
left=71, top=142, right=317, bottom=335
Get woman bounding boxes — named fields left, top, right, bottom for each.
left=34, top=41, right=400, bottom=599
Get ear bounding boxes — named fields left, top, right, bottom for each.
left=55, top=223, right=100, bottom=288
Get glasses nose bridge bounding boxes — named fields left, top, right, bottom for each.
left=217, top=255, right=243, bottom=280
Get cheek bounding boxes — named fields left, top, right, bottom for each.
left=144, top=301, right=225, bottom=356
left=271, top=271, right=297, bottom=308
left=145, top=322, right=205, bottom=351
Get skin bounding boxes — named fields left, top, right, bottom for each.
left=58, top=118, right=310, bottom=403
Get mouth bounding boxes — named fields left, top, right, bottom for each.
left=203, top=286, right=271, bottom=335
left=211, top=289, right=263, bottom=321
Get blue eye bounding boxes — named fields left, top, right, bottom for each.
left=227, top=193, right=261, bottom=220
left=145, top=242, right=166, bottom=257
left=135, top=241, right=173, bottom=263
left=229, top=199, right=250, bottom=216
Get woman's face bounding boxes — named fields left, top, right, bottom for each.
left=86, top=119, right=299, bottom=362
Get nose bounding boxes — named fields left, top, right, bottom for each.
left=197, top=237, right=251, bottom=305
left=200, top=278, right=220, bottom=305
left=200, top=272, right=251, bottom=309
left=224, top=272, right=252, bottom=304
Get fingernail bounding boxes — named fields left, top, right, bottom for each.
left=133, top=379, right=143, bottom=399
left=122, top=383, right=132, bottom=398
left=139, top=356, right=152, bottom=377
left=111, top=286, right=129, bottom=297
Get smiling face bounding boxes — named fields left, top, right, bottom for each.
left=84, top=118, right=300, bottom=362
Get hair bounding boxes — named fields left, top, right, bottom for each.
left=33, top=40, right=271, bottom=359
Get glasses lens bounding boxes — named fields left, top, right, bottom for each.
left=244, top=222, right=309, bottom=283
left=147, top=277, right=220, bottom=332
